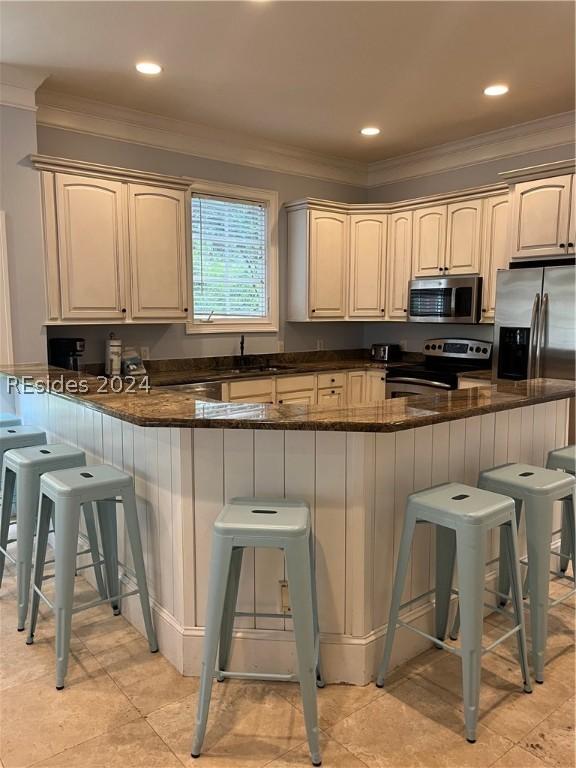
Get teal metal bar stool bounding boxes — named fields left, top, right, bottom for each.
left=547, top=445, right=575, bottom=574
left=375, top=482, right=531, bottom=744
left=0, top=415, right=21, bottom=428
left=191, top=498, right=324, bottom=767
left=27, top=464, right=158, bottom=689
left=0, top=444, right=108, bottom=630
left=479, top=463, right=575, bottom=683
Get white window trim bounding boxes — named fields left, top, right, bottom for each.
left=186, top=179, right=279, bottom=334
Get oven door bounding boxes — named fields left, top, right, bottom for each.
left=386, top=377, right=453, bottom=398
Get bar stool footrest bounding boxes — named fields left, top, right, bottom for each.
left=215, top=670, right=298, bottom=683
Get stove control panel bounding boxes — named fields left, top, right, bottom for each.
left=423, top=338, right=492, bottom=360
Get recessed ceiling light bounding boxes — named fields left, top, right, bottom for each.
left=360, top=126, right=381, bottom=136
left=484, top=84, right=509, bottom=96
left=136, top=62, right=162, bottom=76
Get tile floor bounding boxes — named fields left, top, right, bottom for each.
left=0, top=567, right=573, bottom=768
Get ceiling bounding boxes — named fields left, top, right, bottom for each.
left=1, top=1, right=574, bottom=163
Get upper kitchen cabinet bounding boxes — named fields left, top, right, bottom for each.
left=55, top=174, right=128, bottom=321
left=386, top=210, right=412, bottom=319
left=509, top=175, right=573, bottom=259
left=287, top=202, right=348, bottom=320
left=445, top=200, right=483, bottom=274
left=128, top=185, right=189, bottom=319
left=480, top=194, right=510, bottom=321
left=412, top=205, right=447, bottom=277
left=348, top=213, right=387, bottom=317
left=33, top=156, right=191, bottom=324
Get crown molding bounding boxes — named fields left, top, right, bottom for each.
left=499, top=158, right=575, bottom=184
left=0, top=64, right=48, bottom=111
left=35, top=91, right=575, bottom=191
left=366, top=111, right=576, bottom=188
left=36, top=90, right=365, bottom=187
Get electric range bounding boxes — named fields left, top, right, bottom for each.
left=386, top=338, right=492, bottom=398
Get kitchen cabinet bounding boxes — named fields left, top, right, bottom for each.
left=480, top=194, right=510, bottom=321
left=569, top=180, right=576, bottom=251
left=55, top=174, right=128, bottom=321
left=445, top=200, right=483, bottom=274
left=317, top=372, right=346, bottom=389
left=308, top=210, right=348, bottom=317
left=277, top=391, right=315, bottom=405
left=510, top=174, right=574, bottom=259
left=347, top=371, right=366, bottom=404
left=366, top=371, right=387, bottom=402
left=412, top=206, right=447, bottom=277
left=348, top=214, right=387, bottom=317
left=128, top=184, right=189, bottom=319
left=276, top=374, right=316, bottom=405
left=226, top=378, right=275, bottom=404
left=317, top=387, right=345, bottom=407
left=386, top=211, right=412, bottom=319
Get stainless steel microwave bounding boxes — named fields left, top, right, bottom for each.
left=407, top=275, right=482, bottom=323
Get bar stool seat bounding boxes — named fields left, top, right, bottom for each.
left=479, top=463, right=575, bottom=683
left=547, top=445, right=576, bottom=474
left=0, top=443, right=107, bottom=630
left=1, top=426, right=47, bottom=473
left=27, top=464, right=158, bottom=689
left=192, top=497, right=323, bottom=767
left=0, top=415, right=21, bottom=428
left=547, top=446, right=576, bottom=573
left=376, top=482, right=531, bottom=744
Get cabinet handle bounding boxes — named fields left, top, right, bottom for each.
left=559, top=243, right=566, bottom=248
left=380, top=308, right=385, bottom=313
left=482, top=308, right=487, bottom=313
left=121, top=308, right=127, bottom=313
left=331, top=390, right=335, bottom=394
left=278, top=399, right=283, bottom=404
left=331, top=378, right=335, bottom=383
left=184, top=307, right=189, bottom=312
left=311, top=309, right=316, bottom=313
left=403, top=308, right=407, bottom=313
left=381, top=377, right=385, bottom=381
left=568, top=243, right=574, bottom=248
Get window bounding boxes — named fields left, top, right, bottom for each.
left=188, top=182, right=278, bottom=333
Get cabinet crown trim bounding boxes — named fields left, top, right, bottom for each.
left=29, top=154, right=193, bottom=190
left=499, top=159, right=576, bottom=184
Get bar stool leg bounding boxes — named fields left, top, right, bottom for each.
left=558, top=508, right=571, bottom=574
left=309, top=533, right=325, bottom=688
left=501, top=521, right=532, bottom=693
left=285, top=535, right=321, bottom=767
left=524, top=498, right=554, bottom=684
left=192, top=533, right=234, bottom=759
left=15, top=473, right=41, bottom=630
left=54, top=499, right=81, bottom=689
left=498, top=499, right=523, bottom=607
left=26, top=495, right=52, bottom=645
left=82, top=502, right=107, bottom=601
left=217, top=546, right=244, bottom=680
left=0, top=465, right=15, bottom=587
left=97, top=499, right=121, bottom=615
left=456, top=527, right=486, bottom=743
left=563, top=490, right=575, bottom=576
left=435, top=524, right=456, bottom=643
left=376, top=514, right=416, bottom=687
left=122, top=489, right=158, bottom=652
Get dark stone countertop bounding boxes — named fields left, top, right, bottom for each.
left=1, top=364, right=574, bottom=433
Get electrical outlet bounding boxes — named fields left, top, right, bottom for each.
left=277, top=340, right=285, bottom=353
left=316, top=338, right=325, bottom=351
left=279, top=580, right=291, bottom=613
left=140, top=346, right=150, bottom=360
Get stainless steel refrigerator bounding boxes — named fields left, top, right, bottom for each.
left=493, top=265, right=575, bottom=381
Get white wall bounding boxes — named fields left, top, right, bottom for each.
left=0, top=106, right=47, bottom=363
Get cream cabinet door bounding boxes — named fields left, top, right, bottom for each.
left=568, top=180, right=576, bottom=253
left=412, top=206, right=447, bottom=277
left=510, top=175, right=573, bottom=258
left=348, top=214, right=387, bottom=317
left=346, top=371, right=366, bottom=404
left=55, top=174, right=127, bottom=320
left=277, top=390, right=315, bottom=405
left=317, top=387, right=345, bottom=407
left=445, top=200, right=483, bottom=274
left=386, top=211, right=413, bottom=319
left=128, top=185, right=189, bottom=320
left=308, top=210, right=348, bottom=317
left=366, top=372, right=387, bottom=402
left=480, top=195, right=510, bottom=321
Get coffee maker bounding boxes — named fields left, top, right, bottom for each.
left=48, top=338, right=85, bottom=371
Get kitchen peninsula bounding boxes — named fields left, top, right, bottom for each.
left=1, top=365, right=573, bottom=684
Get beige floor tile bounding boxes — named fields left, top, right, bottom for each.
left=147, top=681, right=308, bottom=767
left=327, top=676, right=513, bottom=768
left=0, top=667, right=140, bottom=767
left=267, top=732, right=368, bottom=767
left=72, top=610, right=143, bottom=654
left=269, top=680, right=384, bottom=728
left=29, top=719, right=182, bottom=768
left=520, top=696, right=576, bottom=768
left=491, top=745, right=547, bottom=767
left=93, top=636, right=199, bottom=715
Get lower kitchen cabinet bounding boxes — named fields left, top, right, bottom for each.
left=347, top=371, right=366, bottom=404
left=277, top=390, right=316, bottom=405
left=366, top=371, right=387, bottom=402
left=317, top=387, right=345, bottom=407
left=225, top=378, right=275, bottom=404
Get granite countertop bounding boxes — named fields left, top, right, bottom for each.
left=456, top=369, right=493, bottom=381
left=1, top=364, right=574, bottom=433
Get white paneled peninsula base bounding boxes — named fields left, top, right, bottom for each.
left=0, top=375, right=571, bottom=684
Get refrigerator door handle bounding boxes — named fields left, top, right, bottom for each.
left=535, top=292, right=548, bottom=378
left=527, top=293, right=540, bottom=378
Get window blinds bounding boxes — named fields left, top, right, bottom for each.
left=192, top=194, right=268, bottom=318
